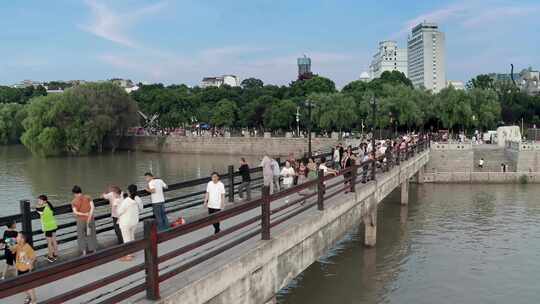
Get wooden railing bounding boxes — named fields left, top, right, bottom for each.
left=0, top=141, right=428, bottom=303
left=0, top=149, right=340, bottom=256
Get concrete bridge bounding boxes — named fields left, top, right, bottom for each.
left=146, top=147, right=429, bottom=304
left=0, top=143, right=428, bottom=304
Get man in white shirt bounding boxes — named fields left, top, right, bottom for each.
left=271, top=158, right=281, bottom=194
left=204, top=172, right=226, bottom=234
left=144, top=172, right=169, bottom=231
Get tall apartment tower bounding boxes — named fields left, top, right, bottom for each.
left=297, top=55, right=313, bottom=80
left=407, top=22, right=446, bottom=92
left=369, top=40, right=408, bottom=79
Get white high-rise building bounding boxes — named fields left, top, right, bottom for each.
left=407, top=22, right=446, bottom=92
left=369, top=40, right=408, bottom=79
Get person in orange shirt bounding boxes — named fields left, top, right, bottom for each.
left=11, top=232, right=36, bottom=304
left=71, top=185, right=97, bottom=255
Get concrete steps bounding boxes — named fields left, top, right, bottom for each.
left=473, top=146, right=514, bottom=172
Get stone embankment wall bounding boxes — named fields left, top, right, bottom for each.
left=506, top=141, right=540, bottom=172
left=426, top=142, right=474, bottom=173
left=114, top=135, right=338, bottom=157
left=424, top=141, right=540, bottom=183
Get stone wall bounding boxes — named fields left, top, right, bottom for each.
left=113, top=135, right=338, bottom=157
left=505, top=141, right=540, bottom=172
left=425, top=142, right=473, bottom=173
left=423, top=172, right=540, bottom=183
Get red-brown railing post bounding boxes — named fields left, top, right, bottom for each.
left=144, top=219, right=160, bottom=300
left=317, top=169, right=325, bottom=210
left=371, top=159, right=376, bottom=181
left=19, top=200, right=33, bottom=246
left=261, top=186, right=271, bottom=240
left=396, top=148, right=400, bottom=165
left=228, top=165, right=235, bottom=203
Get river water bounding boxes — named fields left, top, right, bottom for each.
left=278, top=183, right=540, bottom=304
left=0, top=145, right=259, bottom=216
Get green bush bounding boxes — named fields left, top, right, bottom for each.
left=519, top=174, right=528, bottom=184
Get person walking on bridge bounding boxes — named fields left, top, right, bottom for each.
left=204, top=172, right=226, bottom=234
left=71, top=186, right=97, bottom=256
left=271, top=158, right=281, bottom=194
left=261, top=155, right=274, bottom=194
left=238, top=158, right=251, bottom=201
left=145, top=173, right=169, bottom=231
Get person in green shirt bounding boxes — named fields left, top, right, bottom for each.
left=36, top=195, right=58, bottom=263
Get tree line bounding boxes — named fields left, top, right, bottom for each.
left=1, top=71, right=539, bottom=156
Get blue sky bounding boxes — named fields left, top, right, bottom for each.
left=1, top=0, right=539, bottom=87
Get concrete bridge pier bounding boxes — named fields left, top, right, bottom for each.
left=364, top=198, right=377, bottom=247
left=400, top=181, right=409, bottom=205
left=400, top=205, right=408, bottom=224
left=415, top=165, right=425, bottom=184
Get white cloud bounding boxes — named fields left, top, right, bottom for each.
left=392, top=1, right=540, bottom=38
left=98, top=49, right=366, bottom=87
left=461, top=5, right=540, bottom=27
left=81, top=0, right=167, bottom=48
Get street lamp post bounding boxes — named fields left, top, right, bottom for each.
left=306, top=100, right=313, bottom=157
left=296, top=106, right=300, bottom=137
left=370, top=96, right=377, bottom=180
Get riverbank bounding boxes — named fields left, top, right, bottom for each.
left=110, top=135, right=339, bottom=157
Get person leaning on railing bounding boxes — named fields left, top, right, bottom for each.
left=35, top=195, right=58, bottom=263
left=102, top=186, right=124, bottom=245
left=71, top=185, right=97, bottom=256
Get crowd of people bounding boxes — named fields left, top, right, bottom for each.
left=0, top=132, right=425, bottom=303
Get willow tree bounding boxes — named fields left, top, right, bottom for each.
left=21, top=83, right=139, bottom=156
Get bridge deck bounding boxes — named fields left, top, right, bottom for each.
left=2, top=146, right=429, bottom=304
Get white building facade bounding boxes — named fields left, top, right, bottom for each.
left=369, top=40, right=408, bottom=79
left=200, top=75, right=240, bottom=88
left=407, top=22, right=446, bottom=92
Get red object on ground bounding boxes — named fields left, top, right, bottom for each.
left=170, top=217, right=186, bottom=227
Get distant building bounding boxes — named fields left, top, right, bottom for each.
left=407, top=22, right=446, bottom=92
left=488, top=67, right=540, bottom=95
left=359, top=71, right=371, bottom=82
left=297, top=55, right=313, bottom=80
left=369, top=40, right=408, bottom=79
left=200, top=75, right=240, bottom=88
left=447, top=80, right=465, bottom=90
left=12, top=80, right=44, bottom=88
left=519, top=67, right=540, bottom=95
left=110, top=78, right=134, bottom=88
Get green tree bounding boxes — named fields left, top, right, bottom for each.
left=467, top=74, right=494, bottom=90
left=264, top=99, right=297, bottom=130
left=21, top=83, right=138, bottom=156
left=211, top=99, right=238, bottom=128
left=310, top=93, right=357, bottom=132
left=433, top=86, right=473, bottom=130
left=241, top=78, right=264, bottom=89
left=0, top=103, right=25, bottom=144
left=469, top=88, right=501, bottom=130
left=378, top=84, right=423, bottom=129
left=289, top=75, right=336, bottom=97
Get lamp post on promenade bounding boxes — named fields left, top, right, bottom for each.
left=296, top=106, right=300, bottom=137
left=305, top=99, right=314, bottom=157
left=370, top=95, right=377, bottom=180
